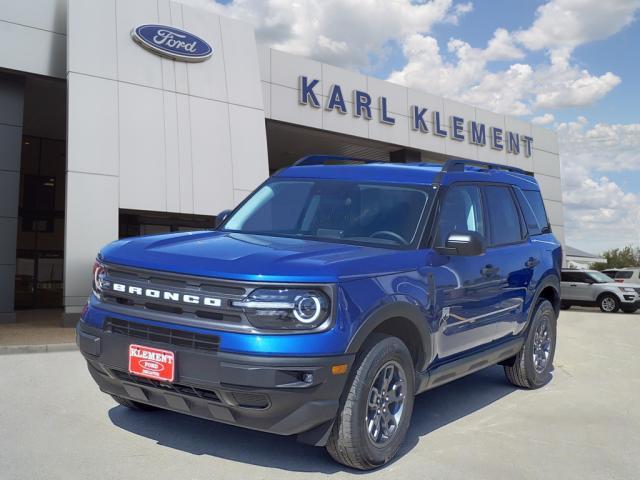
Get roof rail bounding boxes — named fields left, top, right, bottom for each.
left=442, top=159, right=527, bottom=175
left=293, top=155, right=378, bottom=167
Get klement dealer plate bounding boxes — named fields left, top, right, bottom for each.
left=128, top=344, right=175, bottom=382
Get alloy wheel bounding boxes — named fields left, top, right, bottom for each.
left=365, top=360, right=407, bottom=445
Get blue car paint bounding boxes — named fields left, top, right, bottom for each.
left=87, top=162, right=562, bottom=368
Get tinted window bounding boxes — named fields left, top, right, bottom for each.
left=616, top=271, right=633, bottom=279
left=514, top=187, right=542, bottom=235
left=435, top=185, right=484, bottom=247
left=523, top=190, right=550, bottom=232
left=484, top=186, right=523, bottom=246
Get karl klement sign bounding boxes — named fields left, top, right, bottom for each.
left=298, top=76, right=533, bottom=157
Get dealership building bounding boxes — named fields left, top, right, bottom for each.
left=0, top=0, right=564, bottom=324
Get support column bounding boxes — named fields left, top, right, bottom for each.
left=0, top=75, right=24, bottom=324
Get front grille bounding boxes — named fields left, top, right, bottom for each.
left=105, top=318, right=220, bottom=353
left=634, top=288, right=640, bottom=295
left=111, top=369, right=221, bottom=402
left=100, top=263, right=248, bottom=325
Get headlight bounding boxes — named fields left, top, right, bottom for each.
left=92, top=259, right=107, bottom=298
left=232, top=288, right=330, bottom=331
left=619, top=287, right=636, bottom=293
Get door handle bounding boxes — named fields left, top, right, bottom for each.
left=525, top=257, right=540, bottom=268
left=481, top=264, right=500, bottom=276
left=569, top=283, right=577, bottom=287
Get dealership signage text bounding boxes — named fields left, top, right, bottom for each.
left=298, top=76, right=533, bottom=157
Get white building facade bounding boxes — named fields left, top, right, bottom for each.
left=0, top=0, right=563, bottom=323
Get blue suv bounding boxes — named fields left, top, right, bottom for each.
left=78, top=157, right=562, bottom=470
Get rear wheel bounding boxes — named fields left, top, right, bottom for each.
left=598, top=293, right=620, bottom=313
left=504, top=299, right=557, bottom=389
left=326, top=334, right=415, bottom=470
left=111, top=395, right=157, bottom=411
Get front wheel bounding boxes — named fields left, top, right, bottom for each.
left=598, top=293, right=620, bottom=313
left=504, top=299, right=557, bottom=389
left=326, top=335, right=415, bottom=470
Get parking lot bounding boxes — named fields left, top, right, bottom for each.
left=1, top=308, right=639, bottom=480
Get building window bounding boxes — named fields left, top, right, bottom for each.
left=119, top=209, right=216, bottom=239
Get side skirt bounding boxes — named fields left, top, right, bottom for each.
left=415, top=337, right=524, bottom=395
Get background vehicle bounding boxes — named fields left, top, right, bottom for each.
left=77, top=157, right=562, bottom=470
left=602, top=269, right=621, bottom=279
left=560, top=269, right=640, bottom=313
left=613, top=268, right=640, bottom=284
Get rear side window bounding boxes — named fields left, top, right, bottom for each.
left=514, top=187, right=542, bottom=235
left=483, top=186, right=523, bottom=246
left=616, top=271, right=633, bottom=279
left=522, top=189, right=550, bottom=233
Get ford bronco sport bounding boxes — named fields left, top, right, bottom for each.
left=78, top=157, right=562, bottom=470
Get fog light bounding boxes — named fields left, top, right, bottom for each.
left=302, top=373, right=314, bottom=384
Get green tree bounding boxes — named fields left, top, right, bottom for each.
left=590, top=246, right=640, bottom=269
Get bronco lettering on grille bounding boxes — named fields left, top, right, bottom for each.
left=111, top=282, right=222, bottom=307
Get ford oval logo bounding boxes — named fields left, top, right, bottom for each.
left=131, top=24, right=213, bottom=62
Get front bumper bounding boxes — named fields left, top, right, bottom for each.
left=77, top=321, right=354, bottom=443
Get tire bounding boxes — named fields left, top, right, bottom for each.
left=598, top=293, right=620, bottom=313
left=504, top=299, right=557, bottom=389
left=621, top=306, right=638, bottom=314
left=326, top=334, right=415, bottom=470
left=111, top=395, right=157, bottom=411
left=560, top=302, right=571, bottom=310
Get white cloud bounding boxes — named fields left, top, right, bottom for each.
left=532, top=113, right=555, bottom=125
left=559, top=118, right=640, bottom=251
left=179, top=0, right=470, bottom=70
left=516, top=0, right=640, bottom=52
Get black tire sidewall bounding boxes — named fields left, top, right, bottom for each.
left=348, top=336, right=415, bottom=467
left=522, top=300, right=557, bottom=387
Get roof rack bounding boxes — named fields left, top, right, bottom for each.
left=442, top=159, right=526, bottom=174
left=293, top=155, right=378, bottom=167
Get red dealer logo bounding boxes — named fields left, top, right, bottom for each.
left=128, top=344, right=175, bottom=382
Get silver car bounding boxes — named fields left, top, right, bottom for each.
left=560, top=269, right=640, bottom=313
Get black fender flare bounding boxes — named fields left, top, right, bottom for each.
left=345, top=301, right=432, bottom=372
left=523, top=273, right=560, bottom=333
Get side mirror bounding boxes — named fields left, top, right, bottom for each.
left=437, top=231, right=485, bottom=256
left=215, top=209, right=232, bottom=229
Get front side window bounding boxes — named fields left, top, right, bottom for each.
left=435, top=185, right=484, bottom=247
left=484, top=186, right=523, bottom=246
left=615, top=271, right=633, bottom=279
left=222, top=179, right=430, bottom=248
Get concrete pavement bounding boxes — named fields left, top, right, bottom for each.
left=1, top=309, right=639, bottom=479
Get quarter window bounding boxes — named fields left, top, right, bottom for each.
left=522, top=189, right=550, bottom=233
left=435, top=185, right=484, bottom=247
left=484, top=186, right=523, bottom=246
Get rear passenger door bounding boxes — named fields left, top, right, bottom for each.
left=481, top=185, right=536, bottom=340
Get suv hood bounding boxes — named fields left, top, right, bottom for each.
left=100, top=231, right=425, bottom=283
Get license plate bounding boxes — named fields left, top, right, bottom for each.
left=128, top=344, right=175, bottom=382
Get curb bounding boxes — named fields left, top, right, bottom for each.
left=0, top=343, right=78, bottom=355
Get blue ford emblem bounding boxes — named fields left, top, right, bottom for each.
left=131, top=24, right=213, bottom=62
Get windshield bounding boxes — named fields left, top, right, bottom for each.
left=222, top=179, right=430, bottom=248
left=588, top=271, right=614, bottom=283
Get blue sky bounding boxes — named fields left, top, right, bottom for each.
left=201, top=0, right=639, bottom=252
